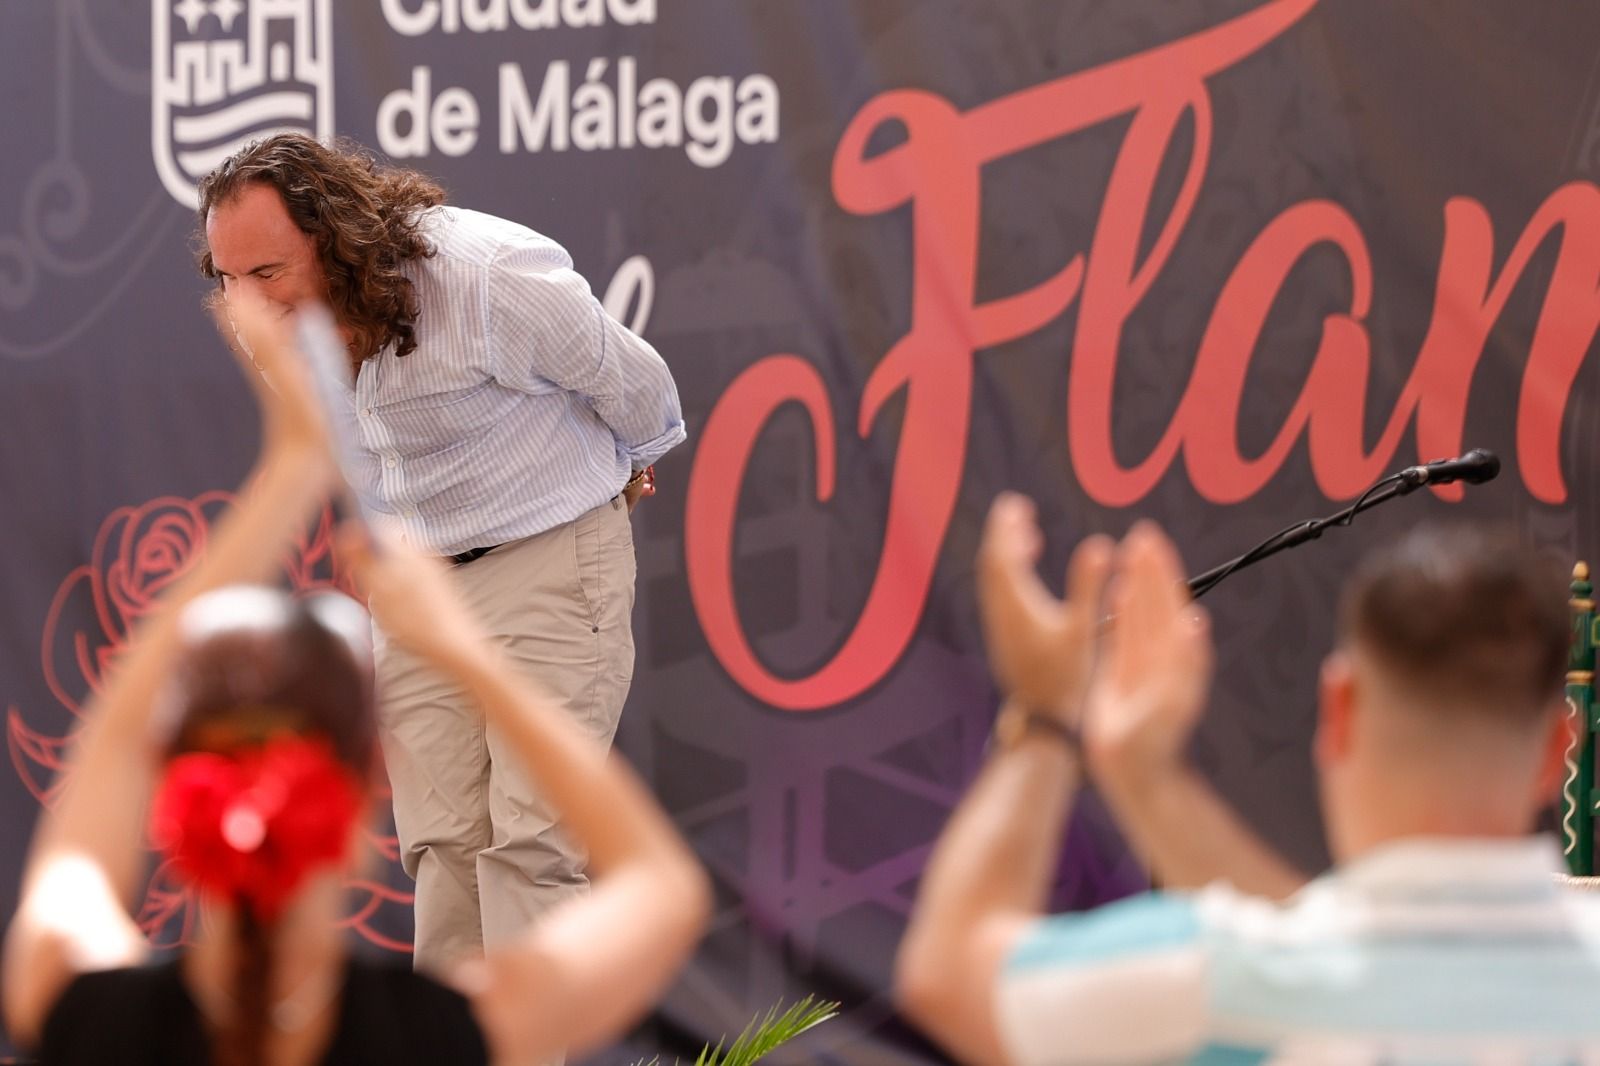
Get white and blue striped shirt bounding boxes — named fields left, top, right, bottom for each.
left=341, top=206, right=685, bottom=555
left=997, top=837, right=1600, bottom=1064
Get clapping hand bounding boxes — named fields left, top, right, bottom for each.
left=1083, top=522, right=1213, bottom=784
left=975, top=494, right=1113, bottom=724
left=211, top=292, right=335, bottom=464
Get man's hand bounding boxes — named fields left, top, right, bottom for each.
left=622, top=466, right=655, bottom=513
left=976, top=493, right=1113, bottom=723
left=1084, top=521, right=1212, bottom=785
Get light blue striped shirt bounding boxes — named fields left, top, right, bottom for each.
left=997, top=837, right=1600, bottom=1064
left=340, top=206, right=685, bottom=555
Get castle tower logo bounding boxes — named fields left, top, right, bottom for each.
left=152, top=0, right=333, bottom=209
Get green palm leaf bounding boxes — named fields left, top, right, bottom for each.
left=632, top=995, right=840, bottom=1066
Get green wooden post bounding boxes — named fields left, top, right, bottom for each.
left=1565, top=562, right=1596, bottom=877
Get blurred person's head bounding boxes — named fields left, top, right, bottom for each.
left=1315, top=525, right=1572, bottom=860
left=164, top=585, right=375, bottom=771
left=154, top=586, right=375, bottom=1066
left=196, top=133, right=444, bottom=360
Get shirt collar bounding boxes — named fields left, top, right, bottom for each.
left=1321, top=835, right=1564, bottom=902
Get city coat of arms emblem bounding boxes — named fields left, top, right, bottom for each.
left=152, top=0, right=333, bottom=209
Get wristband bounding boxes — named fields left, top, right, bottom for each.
left=991, top=701, right=1083, bottom=756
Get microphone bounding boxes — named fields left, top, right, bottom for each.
left=1398, top=448, right=1501, bottom=488
left=1184, top=448, right=1500, bottom=601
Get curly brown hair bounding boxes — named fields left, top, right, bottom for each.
left=195, top=134, right=445, bottom=359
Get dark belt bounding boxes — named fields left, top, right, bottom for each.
left=444, top=494, right=623, bottom=566
left=445, top=544, right=501, bottom=566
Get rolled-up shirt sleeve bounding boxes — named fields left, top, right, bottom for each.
left=485, top=236, right=686, bottom=467
left=995, top=893, right=1210, bottom=1065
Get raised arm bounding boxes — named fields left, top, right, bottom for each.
left=894, top=495, right=1112, bottom=1066
left=1088, top=747, right=1309, bottom=898
left=342, top=532, right=710, bottom=1065
left=2, top=298, right=337, bottom=1046
left=1083, top=530, right=1308, bottom=900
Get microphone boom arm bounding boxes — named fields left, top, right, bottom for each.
left=1186, top=475, right=1421, bottom=600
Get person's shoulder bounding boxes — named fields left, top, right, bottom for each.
left=1191, top=870, right=1346, bottom=948
left=424, top=206, right=572, bottom=271
left=1560, top=886, right=1600, bottom=940
left=47, top=957, right=187, bottom=1012
left=340, top=955, right=489, bottom=1060
left=40, top=959, right=200, bottom=1063
left=345, top=953, right=469, bottom=1004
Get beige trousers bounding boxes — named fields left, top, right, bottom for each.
left=374, top=497, right=636, bottom=971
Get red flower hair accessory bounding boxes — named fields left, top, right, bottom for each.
left=150, top=735, right=361, bottom=922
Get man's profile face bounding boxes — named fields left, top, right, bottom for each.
left=205, top=181, right=328, bottom=315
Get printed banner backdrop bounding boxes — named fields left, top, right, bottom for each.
left=4, top=0, right=1600, bottom=1059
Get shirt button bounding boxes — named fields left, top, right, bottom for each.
left=385, top=458, right=397, bottom=468
left=362, top=407, right=373, bottom=417
left=404, top=509, right=415, bottom=518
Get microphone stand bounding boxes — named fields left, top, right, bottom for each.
left=1186, top=474, right=1420, bottom=600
